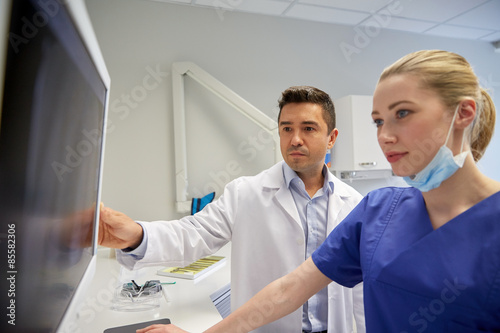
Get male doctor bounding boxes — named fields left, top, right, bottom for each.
left=99, top=86, right=365, bottom=333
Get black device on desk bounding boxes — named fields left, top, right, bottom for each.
left=104, top=318, right=171, bottom=333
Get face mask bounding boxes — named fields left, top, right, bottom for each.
left=403, top=105, right=469, bottom=192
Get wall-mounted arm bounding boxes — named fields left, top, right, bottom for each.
left=172, top=62, right=280, bottom=213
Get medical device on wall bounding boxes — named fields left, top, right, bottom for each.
left=172, top=62, right=280, bottom=212
left=331, top=95, right=393, bottom=180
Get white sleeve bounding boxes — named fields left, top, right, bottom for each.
left=115, top=179, right=240, bottom=270
left=352, top=282, right=366, bottom=333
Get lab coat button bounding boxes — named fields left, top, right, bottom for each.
left=296, top=238, right=304, bottom=246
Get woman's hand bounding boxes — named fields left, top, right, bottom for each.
left=136, top=323, right=190, bottom=333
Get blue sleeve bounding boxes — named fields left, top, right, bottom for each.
left=312, top=196, right=367, bottom=288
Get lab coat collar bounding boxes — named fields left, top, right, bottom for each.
left=282, top=163, right=334, bottom=196
left=262, top=161, right=353, bottom=198
left=261, top=161, right=357, bottom=235
left=261, top=161, right=287, bottom=189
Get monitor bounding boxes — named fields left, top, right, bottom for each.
left=0, top=0, right=110, bottom=332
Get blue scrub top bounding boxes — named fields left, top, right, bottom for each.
left=312, top=187, right=500, bottom=332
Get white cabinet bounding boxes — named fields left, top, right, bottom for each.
left=331, top=95, right=391, bottom=180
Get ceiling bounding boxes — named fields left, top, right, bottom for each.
left=146, top=0, right=500, bottom=43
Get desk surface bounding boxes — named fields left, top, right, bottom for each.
left=72, top=245, right=231, bottom=333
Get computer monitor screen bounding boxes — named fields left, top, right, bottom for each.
left=0, top=0, right=108, bottom=331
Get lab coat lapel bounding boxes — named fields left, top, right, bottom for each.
left=263, top=162, right=302, bottom=229
left=275, top=185, right=302, bottom=228
left=327, top=191, right=345, bottom=234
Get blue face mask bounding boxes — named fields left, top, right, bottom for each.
left=403, top=105, right=469, bottom=192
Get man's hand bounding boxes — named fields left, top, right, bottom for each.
left=136, top=324, right=189, bottom=333
left=98, top=203, right=144, bottom=249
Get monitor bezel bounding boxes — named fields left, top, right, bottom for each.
left=0, top=0, right=110, bottom=331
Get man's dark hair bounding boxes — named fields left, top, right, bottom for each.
left=277, top=86, right=336, bottom=133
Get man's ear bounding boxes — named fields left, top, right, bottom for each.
left=455, top=99, right=476, bottom=129
left=327, top=128, right=339, bottom=149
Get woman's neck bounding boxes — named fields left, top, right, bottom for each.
left=421, top=155, right=500, bottom=229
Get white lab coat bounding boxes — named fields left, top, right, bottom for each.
left=117, top=161, right=365, bottom=333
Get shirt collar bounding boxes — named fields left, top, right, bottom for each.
left=283, top=163, right=334, bottom=194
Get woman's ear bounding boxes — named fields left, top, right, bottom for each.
left=455, top=99, right=476, bottom=129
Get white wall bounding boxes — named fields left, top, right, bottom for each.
left=85, top=0, right=500, bottom=220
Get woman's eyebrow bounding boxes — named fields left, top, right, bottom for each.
left=388, top=100, right=413, bottom=110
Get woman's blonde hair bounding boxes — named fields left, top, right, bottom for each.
left=379, top=50, right=496, bottom=161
